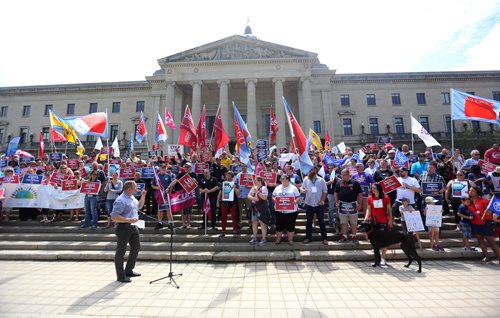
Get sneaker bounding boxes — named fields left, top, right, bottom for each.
left=380, top=258, right=387, bottom=266
left=338, top=235, right=348, bottom=243
left=437, top=244, right=444, bottom=251
left=432, top=244, right=439, bottom=251
left=186, top=224, right=191, bottom=229
left=154, top=223, right=164, bottom=230
left=470, top=247, right=478, bottom=252
left=259, top=240, right=267, bottom=246
left=249, top=238, right=258, bottom=245
left=351, top=237, right=359, bottom=245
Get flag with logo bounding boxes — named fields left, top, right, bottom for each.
left=49, top=110, right=78, bottom=144
left=6, top=137, right=21, bottom=156
left=309, top=128, right=323, bottom=151
left=50, top=128, right=67, bottom=142
left=324, top=131, right=331, bottom=152
left=233, top=102, right=252, bottom=166
left=135, top=111, right=148, bottom=144
left=39, top=132, right=45, bottom=159
left=202, top=194, right=212, bottom=218
left=411, top=116, right=441, bottom=147
left=270, top=109, right=279, bottom=144
left=164, top=107, right=177, bottom=130
left=196, top=105, right=208, bottom=150
left=487, top=195, right=500, bottom=216
left=75, top=137, right=85, bottom=158
left=178, top=105, right=197, bottom=150
left=395, top=149, right=410, bottom=166
left=64, top=112, right=108, bottom=138
left=155, top=112, right=168, bottom=142
left=451, top=89, right=500, bottom=125
left=214, top=104, right=230, bottom=152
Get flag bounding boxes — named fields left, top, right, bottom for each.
left=289, top=139, right=295, bottom=154
left=94, top=137, right=103, bottom=151
left=395, top=149, right=410, bottom=166
left=359, top=148, right=366, bottom=160
left=64, top=112, right=108, bottom=138
left=6, top=137, right=20, bottom=156
left=165, top=107, right=177, bottom=130
left=178, top=105, right=197, bottom=150
left=196, top=105, right=207, bottom=150
left=50, top=128, right=67, bottom=142
left=75, top=137, right=85, bottom=158
left=135, top=111, right=148, bottom=144
left=451, top=89, right=500, bottom=125
left=213, top=104, right=230, bottom=152
left=15, top=149, right=34, bottom=158
left=155, top=113, right=168, bottom=142
left=202, top=193, right=212, bottom=218
left=336, top=142, right=347, bottom=155
left=487, top=195, right=500, bottom=216
left=49, top=110, right=78, bottom=144
left=111, top=137, right=120, bottom=158
left=411, top=116, right=441, bottom=147
left=309, top=128, right=323, bottom=151
left=270, top=109, right=278, bottom=144
left=39, top=132, right=44, bottom=160
left=324, top=131, right=331, bottom=152
left=282, top=97, right=313, bottom=175
left=322, top=152, right=335, bottom=165
left=233, top=102, right=252, bottom=166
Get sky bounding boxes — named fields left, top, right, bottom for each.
left=1, top=0, right=499, bottom=87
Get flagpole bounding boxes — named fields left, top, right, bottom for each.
left=450, top=88, right=455, bottom=156
left=410, top=112, right=414, bottom=154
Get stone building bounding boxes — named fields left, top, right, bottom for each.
left=1, top=26, right=499, bottom=155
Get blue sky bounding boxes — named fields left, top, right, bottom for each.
left=0, top=0, right=499, bottom=87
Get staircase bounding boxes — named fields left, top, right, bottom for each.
left=0, top=208, right=492, bottom=262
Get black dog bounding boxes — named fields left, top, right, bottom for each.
left=359, top=221, right=422, bottom=273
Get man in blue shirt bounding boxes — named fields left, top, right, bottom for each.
left=111, top=180, right=146, bottom=283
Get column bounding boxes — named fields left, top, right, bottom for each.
left=190, top=81, right=202, bottom=123
left=273, top=78, right=286, bottom=147
left=300, top=77, right=313, bottom=131
left=245, top=78, right=257, bottom=139
left=217, top=80, right=231, bottom=138
left=165, top=82, right=177, bottom=141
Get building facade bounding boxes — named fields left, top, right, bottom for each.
left=1, top=30, right=500, bottom=155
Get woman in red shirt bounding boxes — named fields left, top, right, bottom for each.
left=469, top=188, right=500, bottom=263
left=364, top=183, right=393, bottom=265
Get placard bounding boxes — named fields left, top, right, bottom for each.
left=119, top=167, right=136, bottom=179
left=49, top=153, right=64, bottom=162
left=365, top=143, right=378, bottom=151
left=403, top=210, right=425, bottom=232
left=79, top=168, right=87, bottom=179
left=21, top=174, right=43, bottom=184
left=478, top=159, right=497, bottom=174
left=152, top=144, right=160, bottom=151
left=194, top=163, right=209, bottom=174
left=451, top=181, right=469, bottom=198
left=256, top=139, right=269, bottom=162
left=259, top=171, right=277, bottom=184
left=109, top=159, right=122, bottom=164
left=167, top=144, right=183, bottom=156
left=222, top=181, right=235, bottom=201
left=3, top=175, right=20, bottom=184
left=377, top=136, right=392, bottom=144
left=140, top=167, right=155, bottom=179
left=67, top=159, right=79, bottom=170
left=50, top=172, right=69, bottom=185
left=80, top=181, right=101, bottom=195
left=339, top=201, right=358, bottom=214
left=19, top=157, right=35, bottom=164
left=347, top=166, right=357, bottom=176
left=135, top=183, right=145, bottom=197
left=421, top=182, right=443, bottom=196
left=200, top=149, right=211, bottom=163
left=61, top=179, right=78, bottom=191
left=275, top=196, right=296, bottom=212
left=379, top=175, right=402, bottom=194
left=361, top=185, right=370, bottom=198
left=239, top=173, right=254, bottom=187
left=104, top=163, right=120, bottom=174
left=0, top=159, right=7, bottom=169
left=177, top=173, right=198, bottom=193
left=425, top=204, right=442, bottom=227
left=148, top=150, right=156, bottom=159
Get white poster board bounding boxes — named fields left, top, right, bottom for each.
left=425, top=205, right=442, bottom=227
left=403, top=211, right=425, bottom=232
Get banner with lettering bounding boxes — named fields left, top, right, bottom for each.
left=177, top=173, right=198, bottom=193
left=275, top=196, right=295, bottom=212
left=2, top=183, right=85, bottom=209
left=80, top=181, right=101, bottom=195
left=379, top=175, right=402, bottom=194
left=168, top=189, right=196, bottom=213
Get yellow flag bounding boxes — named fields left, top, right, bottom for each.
left=309, top=129, right=323, bottom=151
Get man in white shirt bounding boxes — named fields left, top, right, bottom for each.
left=392, top=166, right=421, bottom=219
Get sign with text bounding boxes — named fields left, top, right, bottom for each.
left=79, top=181, right=101, bottom=195
left=365, top=143, right=378, bottom=151
left=19, top=157, right=34, bottom=164
left=140, top=167, right=155, bottom=179
left=259, top=171, right=277, bottom=185
left=119, top=167, right=136, bottom=179
left=104, top=163, right=120, bottom=175
left=239, top=173, right=254, bottom=187
left=451, top=181, right=469, bottom=198
left=194, top=163, right=209, bottom=174
left=152, top=144, right=160, bottom=151
left=50, top=172, right=69, bottom=185
left=403, top=210, right=425, bottom=232
left=425, top=205, right=442, bottom=227
left=177, top=173, right=198, bottom=193
left=379, top=175, right=402, bottom=194
left=222, top=181, right=235, bottom=201
left=0, top=159, right=7, bottom=169
left=61, top=179, right=78, bottom=191
left=200, top=149, right=211, bottom=163
left=3, top=175, right=20, bottom=184
left=256, top=139, right=269, bottom=162
left=21, top=174, right=43, bottom=184
left=109, top=159, right=122, bottom=165
left=147, top=150, right=157, bottom=159
left=79, top=168, right=87, bottom=179
left=167, top=144, right=184, bottom=156
left=421, top=182, right=443, bottom=196
left=478, top=159, right=497, bottom=174
left=377, top=136, right=392, bottom=144
left=67, top=159, right=79, bottom=170
left=135, top=183, right=145, bottom=197
left=339, top=201, right=358, bottom=214
left=49, top=153, right=64, bottom=162
left=275, top=196, right=296, bottom=212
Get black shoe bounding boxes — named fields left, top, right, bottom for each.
left=154, top=223, right=164, bottom=230
left=117, top=277, right=132, bottom=283
left=125, top=271, right=141, bottom=277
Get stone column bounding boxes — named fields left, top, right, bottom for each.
left=190, top=81, right=202, bottom=124
left=300, top=77, right=312, bottom=131
left=273, top=78, right=286, bottom=147
left=165, top=82, right=176, bottom=141
left=245, top=78, right=258, bottom=139
left=217, top=80, right=231, bottom=138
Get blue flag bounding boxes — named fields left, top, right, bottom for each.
left=322, top=152, right=335, bottom=165
left=395, top=149, right=410, bottom=166
left=487, top=196, right=500, bottom=216
left=6, top=137, right=21, bottom=156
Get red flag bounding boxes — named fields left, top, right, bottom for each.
left=196, top=105, right=207, bottom=150
left=50, top=128, right=67, bottom=142
left=203, top=194, right=212, bottom=218
left=465, top=96, right=496, bottom=120
left=178, top=105, right=197, bottom=150
left=165, top=107, right=177, bottom=130
left=270, top=109, right=278, bottom=144
left=39, top=132, right=45, bottom=160
left=214, top=105, right=230, bottom=151
left=289, top=139, right=295, bottom=153
left=324, top=131, right=331, bottom=151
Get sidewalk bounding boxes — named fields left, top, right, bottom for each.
left=0, top=260, right=499, bottom=317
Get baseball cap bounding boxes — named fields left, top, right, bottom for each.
left=425, top=196, right=438, bottom=204
left=388, top=149, right=396, bottom=154
left=399, top=166, right=409, bottom=172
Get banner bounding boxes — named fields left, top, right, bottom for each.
left=80, top=181, right=101, bottom=195
left=379, top=175, right=402, bottom=194
left=256, top=139, right=269, bottom=162
left=169, top=189, right=196, bottom=213
left=275, top=196, right=295, bottom=212
left=425, top=205, right=442, bottom=227
left=177, top=173, right=198, bottom=193
left=2, top=183, right=84, bottom=209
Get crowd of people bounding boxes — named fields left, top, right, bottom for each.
left=1, top=142, right=499, bottom=265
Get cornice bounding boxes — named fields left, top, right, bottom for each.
left=331, top=71, right=500, bottom=84
left=161, top=57, right=318, bottom=69
left=0, top=81, right=151, bottom=95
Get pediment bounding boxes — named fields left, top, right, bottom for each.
left=158, top=35, right=317, bottom=64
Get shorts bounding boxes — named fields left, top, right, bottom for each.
left=251, top=212, right=259, bottom=222
left=339, top=213, right=358, bottom=225
left=181, top=207, right=192, bottom=216
left=471, top=224, right=495, bottom=237
left=460, top=222, right=472, bottom=239
left=496, top=225, right=500, bottom=238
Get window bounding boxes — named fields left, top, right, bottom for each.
left=110, top=124, right=119, bottom=141
left=89, top=103, right=98, bottom=113
left=416, top=93, right=426, bottom=105
left=340, top=94, right=350, bottom=107
left=241, top=114, right=247, bottom=122
left=444, top=115, right=452, bottom=133
left=134, top=124, right=139, bottom=136
left=493, top=91, right=500, bottom=101
left=42, top=127, right=50, bottom=141
left=206, top=116, right=215, bottom=137
left=313, top=120, right=321, bottom=134
left=112, top=102, right=120, bottom=113
left=471, top=120, right=480, bottom=131
left=67, top=103, right=75, bottom=115
left=136, top=101, right=145, bottom=113
left=0, top=128, right=4, bottom=144
left=0, top=106, right=7, bottom=117
left=419, top=116, right=430, bottom=132
left=20, top=127, right=28, bottom=144
left=391, top=93, right=401, bottom=106
left=466, top=92, right=475, bottom=95
left=366, top=94, right=376, bottom=106
left=22, top=105, right=31, bottom=117
left=44, top=104, right=53, bottom=116
left=265, top=113, right=271, bottom=136
left=86, top=135, right=95, bottom=142
left=343, top=118, right=352, bottom=136
left=441, top=92, right=450, bottom=105
left=369, top=118, right=379, bottom=135
left=394, top=117, right=405, bottom=134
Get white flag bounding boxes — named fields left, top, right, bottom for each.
left=336, top=142, right=346, bottom=154
left=359, top=148, right=366, bottom=160
left=111, top=137, right=120, bottom=158
left=411, top=116, right=441, bottom=147
left=94, top=137, right=103, bottom=151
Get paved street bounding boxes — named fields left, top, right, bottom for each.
left=0, top=260, right=499, bottom=317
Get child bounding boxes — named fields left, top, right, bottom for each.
left=424, top=196, right=443, bottom=251
left=399, top=197, right=423, bottom=250
left=456, top=196, right=477, bottom=251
